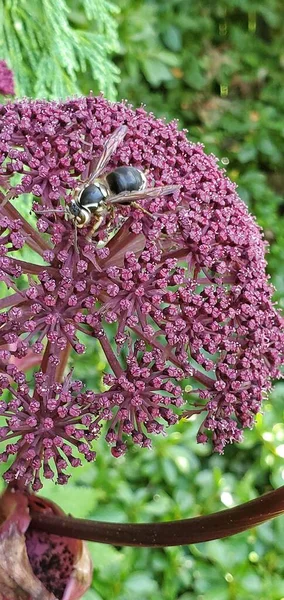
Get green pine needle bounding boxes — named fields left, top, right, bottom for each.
left=0, top=0, right=120, bottom=100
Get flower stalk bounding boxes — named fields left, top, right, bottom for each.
left=30, top=486, right=284, bottom=547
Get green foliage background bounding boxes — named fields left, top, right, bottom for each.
left=1, top=0, right=284, bottom=598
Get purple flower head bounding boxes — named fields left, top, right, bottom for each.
left=0, top=95, right=283, bottom=488
left=0, top=60, right=15, bottom=96
left=0, top=366, right=97, bottom=490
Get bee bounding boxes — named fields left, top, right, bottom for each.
left=67, top=124, right=180, bottom=235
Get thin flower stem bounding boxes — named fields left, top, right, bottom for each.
left=98, top=335, right=124, bottom=377
left=1, top=199, right=51, bottom=254
left=130, top=325, right=214, bottom=388
left=30, top=486, right=284, bottom=547
left=0, top=290, right=26, bottom=310
left=55, top=342, right=72, bottom=383
left=39, top=343, right=53, bottom=375
left=10, top=259, right=58, bottom=276
left=106, top=222, right=145, bottom=266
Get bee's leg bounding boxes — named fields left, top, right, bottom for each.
left=65, top=206, right=71, bottom=222
left=86, top=215, right=104, bottom=241
left=74, top=223, right=79, bottom=253
left=131, top=201, right=153, bottom=217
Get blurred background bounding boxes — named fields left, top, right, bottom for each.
left=1, top=1, right=284, bottom=598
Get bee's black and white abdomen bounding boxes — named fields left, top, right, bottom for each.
left=106, top=167, right=146, bottom=195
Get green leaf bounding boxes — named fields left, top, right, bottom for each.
left=184, top=60, right=205, bottom=90
left=124, top=573, right=159, bottom=596
left=83, top=590, right=104, bottom=600
left=40, top=482, right=97, bottom=517
left=142, top=59, right=174, bottom=86
left=163, top=25, right=182, bottom=52
left=88, top=544, right=123, bottom=575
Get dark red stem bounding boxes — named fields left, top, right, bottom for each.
left=30, top=486, right=284, bottom=547
left=55, top=342, right=72, bottom=383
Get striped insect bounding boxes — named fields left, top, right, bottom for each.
left=67, top=124, right=179, bottom=236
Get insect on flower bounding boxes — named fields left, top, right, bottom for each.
left=67, top=123, right=180, bottom=238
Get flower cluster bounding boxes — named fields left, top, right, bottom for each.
left=0, top=95, right=283, bottom=488
left=0, top=348, right=183, bottom=490
left=0, top=366, right=97, bottom=489
left=0, top=60, right=15, bottom=96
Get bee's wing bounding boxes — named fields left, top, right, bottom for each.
left=108, top=184, right=180, bottom=205
left=87, top=125, right=128, bottom=184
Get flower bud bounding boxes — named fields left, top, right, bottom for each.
left=0, top=487, right=92, bottom=600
